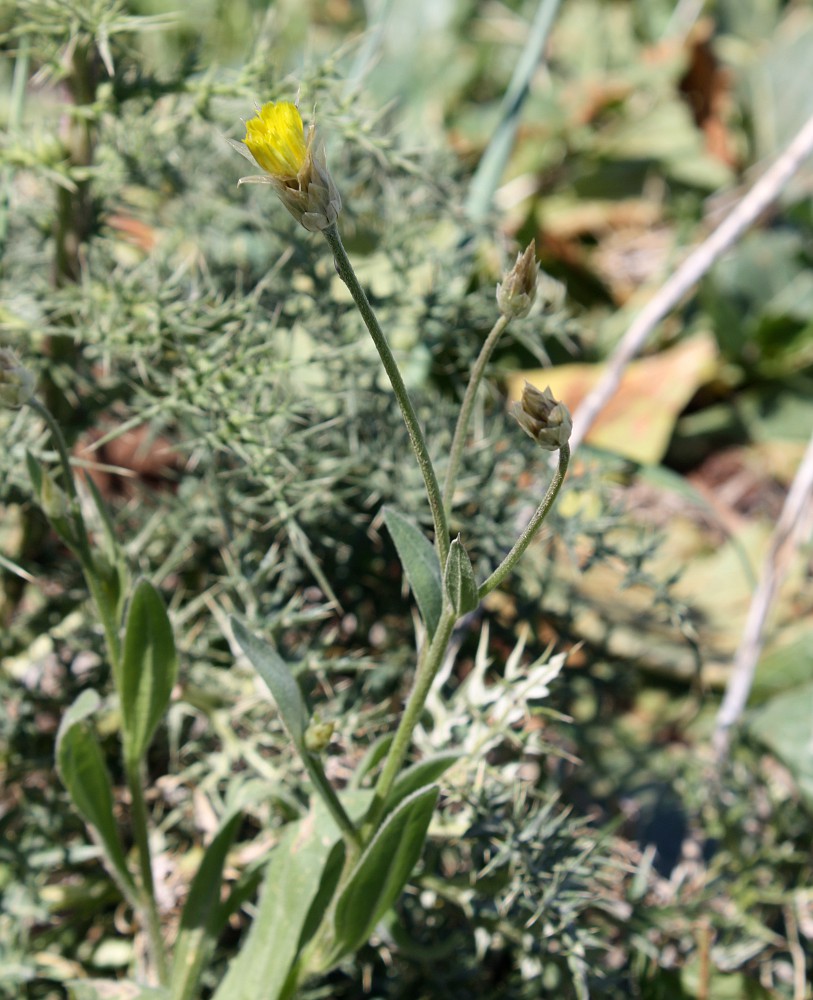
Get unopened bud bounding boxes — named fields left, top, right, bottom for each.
left=497, top=241, right=538, bottom=319
left=40, top=466, right=70, bottom=521
left=304, top=717, right=335, bottom=753
left=0, top=349, right=35, bottom=409
left=514, top=382, right=572, bottom=451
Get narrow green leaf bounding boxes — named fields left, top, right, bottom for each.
left=383, top=507, right=442, bottom=637
left=333, top=785, right=438, bottom=956
left=169, top=809, right=243, bottom=1000
left=349, top=732, right=395, bottom=789
left=444, top=536, right=478, bottom=616
left=230, top=617, right=308, bottom=751
left=386, top=752, right=461, bottom=814
left=121, top=579, right=177, bottom=766
left=56, top=691, right=136, bottom=900
left=232, top=619, right=358, bottom=843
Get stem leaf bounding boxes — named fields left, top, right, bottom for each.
left=231, top=617, right=308, bottom=749
left=444, top=535, right=479, bottom=616
left=383, top=506, right=443, bottom=637
left=121, top=579, right=177, bottom=766
left=56, top=690, right=137, bottom=899
left=386, top=752, right=460, bottom=815
left=333, top=785, right=438, bottom=957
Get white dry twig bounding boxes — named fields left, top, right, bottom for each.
left=563, top=110, right=813, bottom=758
left=568, top=109, right=813, bottom=456
left=713, top=428, right=813, bottom=759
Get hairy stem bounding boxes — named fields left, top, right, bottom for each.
left=322, top=223, right=449, bottom=567
left=478, top=443, right=570, bottom=599
left=362, top=607, right=458, bottom=839
left=443, top=313, right=510, bottom=512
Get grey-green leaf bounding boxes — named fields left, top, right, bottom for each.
left=383, top=506, right=442, bottom=637
left=169, top=808, right=244, bottom=1000
left=56, top=690, right=136, bottom=900
left=121, top=579, right=178, bottom=766
left=231, top=617, right=308, bottom=751
left=386, top=752, right=461, bottom=815
left=212, top=798, right=344, bottom=1000
left=444, top=536, right=478, bottom=616
left=333, top=785, right=438, bottom=956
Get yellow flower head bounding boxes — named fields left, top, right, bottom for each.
left=244, top=101, right=308, bottom=178
left=232, top=99, right=342, bottom=231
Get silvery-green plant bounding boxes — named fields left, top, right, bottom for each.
left=215, top=99, right=573, bottom=999
left=5, top=94, right=571, bottom=999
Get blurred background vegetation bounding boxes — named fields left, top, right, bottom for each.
left=1, top=0, right=812, bottom=997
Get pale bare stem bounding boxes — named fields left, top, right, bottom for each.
left=322, top=223, right=450, bottom=566
left=568, top=109, right=813, bottom=457
left=126, top=760, right=169, bottom=985
left=478, top=443, right=569, bottom=599
left=712, top=426, right=813, bottom=760
left=443, top=314, right=510, bottom=513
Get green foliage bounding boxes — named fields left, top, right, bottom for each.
left=382, top=506, right=443, bottom=637
left=120, top=579, right=177, bottom=766
left=2, top=0, right=813, bottom=998
left=55, top=690, right=137, bottom=902
left=332, top=785, right=439, bottom=958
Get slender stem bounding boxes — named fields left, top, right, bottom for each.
left=443, top=313, right=510, bottom=512
left=478, top=443, right=569, bottom=599
left=126, top=759, right=169, bottom=985
left=28, top=398, right=122, bottom=668
left=304, top=754, right=362, bottom=854
left=322, top=223, right=450, bottom=566
left=362, top=607, right=458, bottom=839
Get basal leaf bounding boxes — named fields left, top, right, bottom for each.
left=333, top=785, right=438, bottom=956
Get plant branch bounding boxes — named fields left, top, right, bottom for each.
left=362, top=606, right=458, bottom=838
left=478, top=443, right=569, bottom=599
left=443, top=313, right=510, bottom=512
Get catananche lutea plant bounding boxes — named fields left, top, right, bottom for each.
left=3, top=95, right=572, bottom=999
left=223, top=99, right=573, bottom=996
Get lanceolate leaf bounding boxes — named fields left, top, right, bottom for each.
left=56, top=691, right=137, bottom=901
left=333, top=785, right=438, bottom=957
left=444, top=536, right=478, bottom=616
left=212, top=799, right=343, bottom=1000
left=120, top=579, right=177, bottom=766
left=230, top=617, right=308, bottom=751
left=169, top=809, right=244, bottom=1000
left=386, top=752, right=461, bottom=815
left=383, top=506, right=442, bottom=637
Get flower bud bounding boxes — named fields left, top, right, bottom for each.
left=304, top=717, right=335, bottom=753
left=0, top=349, right=35, bottom=409
left=497, top=241, right=538, bottom=318
left=514, top=382, right=572, bottom=451
left=232, top=100, right=341, bottom=232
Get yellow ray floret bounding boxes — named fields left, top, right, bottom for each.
left=244, top=101, right=308, bottom=178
